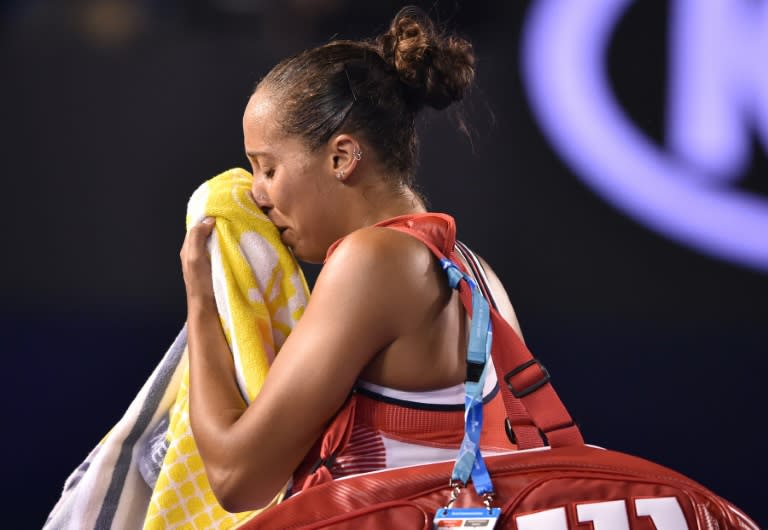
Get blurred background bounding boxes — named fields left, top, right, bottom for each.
left=2, top=0, right=766, bottom=527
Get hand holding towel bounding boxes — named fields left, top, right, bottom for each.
left=44, top=168, right=310, bottom=530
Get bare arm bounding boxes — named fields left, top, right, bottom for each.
left=181, top=221, right=439, bottom=511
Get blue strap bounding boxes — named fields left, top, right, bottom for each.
left=440, top=258, right=495, bottom=497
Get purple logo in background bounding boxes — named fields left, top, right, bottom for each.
left=522, top=0, right=768, bottom=272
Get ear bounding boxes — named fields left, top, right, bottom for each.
left=328, top=134, right=363, bottom=183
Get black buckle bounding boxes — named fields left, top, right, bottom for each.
left=504, top=358, right=550, bottom=398
left=466, top=360, right=485, bottom=383
left=504, top=418, right=576, bottom=446
left=504, top=417, right=517, bottom=444
left=309, top=450, right=338, bottom=474
left=504, top=418, right=549, bottom=446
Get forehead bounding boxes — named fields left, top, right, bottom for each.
left=243, top=89, right=314, bottom=160
left=243, top=89, right=283, bottom=147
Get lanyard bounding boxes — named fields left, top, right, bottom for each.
left=440, top=258, right=495, bottom=498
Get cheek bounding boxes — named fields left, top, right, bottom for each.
left=291, top=173, right=328, bottom=224
left=293, top=204, right=338, bottom=254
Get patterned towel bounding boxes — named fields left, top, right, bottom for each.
left=44, top=168, right=310, bottom=529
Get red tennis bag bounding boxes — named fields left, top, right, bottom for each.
left=247, top=445, right=757, bottom=529
left=243, top=217, right=759, bottom=530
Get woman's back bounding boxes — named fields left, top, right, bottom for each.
left=347, top=218, right=522, bottom=393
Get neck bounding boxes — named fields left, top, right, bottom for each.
left=334, top=169, right=428, bottom=236
left=350, top=181, right=425, bottom=229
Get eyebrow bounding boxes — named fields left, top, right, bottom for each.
left=246, top=150, right=273, bottom=160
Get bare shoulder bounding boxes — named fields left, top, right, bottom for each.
left=476, top=255, right=526, bottom=342
left=312, top=226, right=447, bottom=335
left=328, top=225, right=435, bottom=271
left=321, top=226, right=440, bottom=291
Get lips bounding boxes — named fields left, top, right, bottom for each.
left=268, top=215, right=286, bottom=232
left=276, top=226, right=290, bottom=243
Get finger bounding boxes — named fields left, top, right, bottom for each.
left=197, top=217, right=216, bottom=239
left=191, top=217, right=216, bottom=242
left=184, top=217, right=216, bottom=259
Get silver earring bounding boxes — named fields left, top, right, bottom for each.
left=352, top=148, right=363, bottom=161
left=336, top=169, right=345, bottom=180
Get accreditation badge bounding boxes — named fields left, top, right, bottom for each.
left=433, top=507, right=501, bottom=528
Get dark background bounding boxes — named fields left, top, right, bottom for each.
left=2, top=0, right=765, bottom=528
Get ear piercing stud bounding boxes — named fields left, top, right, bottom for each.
left=352, top=148, right=363, bottom=161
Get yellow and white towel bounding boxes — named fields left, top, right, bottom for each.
left=44, top=168, right=309, bottom=530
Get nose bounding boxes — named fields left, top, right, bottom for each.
left=251, top=180, right=273, bottom=212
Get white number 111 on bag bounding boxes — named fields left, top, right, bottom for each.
left=515, top=497, right=688, bottom=529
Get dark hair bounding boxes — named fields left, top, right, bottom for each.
left=256, top=6, right=476, bottom=187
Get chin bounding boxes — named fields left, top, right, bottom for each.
left=294, top=252, right=325, bottom=265
left=295, top=245, right=329, bottom=264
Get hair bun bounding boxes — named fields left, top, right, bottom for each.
left=377, top=6, right=475, bottom=111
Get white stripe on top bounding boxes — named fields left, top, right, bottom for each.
left=356, top=357, right=498, bottom=406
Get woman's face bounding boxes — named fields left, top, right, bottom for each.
left=243, top=90, right=346, bottom=263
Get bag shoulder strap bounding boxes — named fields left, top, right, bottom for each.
left=376, top=224, right=582, bottom=448
left=455, top=241, right=538, bottom=447
left=445, top=238, right=584, bottom=448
